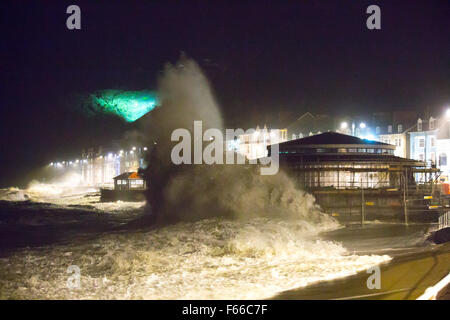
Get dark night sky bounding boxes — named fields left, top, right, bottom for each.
left=0, top=0, right=449, bottom=186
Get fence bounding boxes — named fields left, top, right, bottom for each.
left=438, top=210, right=450, bottom=230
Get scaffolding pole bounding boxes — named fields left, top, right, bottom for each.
left=361, top=187, right=365, bottom=226
left=403, top=168, right=409, bottom=226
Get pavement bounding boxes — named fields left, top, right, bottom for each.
left=273, top=242, right=450, bottom=300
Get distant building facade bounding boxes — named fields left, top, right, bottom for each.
left=409, top=117, right=439, bottom=165
left=408, top=113, right=450, bottom=181
left=49, top=146, right=149, bottom=187
left=377, top=124, right=416, bottom=159
left=226, top=126, right=288, bottom=160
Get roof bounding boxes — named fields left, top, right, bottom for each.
left=286, top=113, right=333, bottom=136
left=113, top=172, right=144, bottom=180
left=275, top=132, right=391, bottom=148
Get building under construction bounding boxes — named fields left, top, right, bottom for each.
left=269, top=132, right=448, bottom=224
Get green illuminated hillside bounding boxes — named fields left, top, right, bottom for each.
left=90, top=90, right=159, bottom=122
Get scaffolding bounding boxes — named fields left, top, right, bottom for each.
left=282, top=157, right=445, bottom=224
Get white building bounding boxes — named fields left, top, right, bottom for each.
left=437, top=138, right=449, bottom=181
left=226, top=126, right=288, bottom=160
left=377, top=123, right=415, bottom=158
left=49, top=146, right=148, bottom=187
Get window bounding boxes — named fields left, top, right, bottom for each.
left=419, top=153, right=424, bottom=161
left=417, top=119, right=422, bottom=131
left=440, top=153, right=448, bottom=166
left=388, top=125, right=392, bottom=133
left=395, top=138, right=401, bottom=147
left=418, top=137, right=425, bottom=148
left=430, top=136, right=436, bottom=147
left=397, top=124, right=403, bottom=133
left=375, top=126, right=380, bottom=134
left=429, top=117, right=435, bottom=130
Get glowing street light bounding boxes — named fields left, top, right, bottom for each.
left=360, top=122, right=366, bottom=129
left=340, top=122, right=348, bottom=130
left=446, top=108, right=450, bottom=119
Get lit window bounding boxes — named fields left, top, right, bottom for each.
left=388, top=125, right=392, bottom=133
left=375, top=126, right=380, bottom=134
left=397, top=124, right=403, bottom=133
left=417, top=119, right=422, bottom=131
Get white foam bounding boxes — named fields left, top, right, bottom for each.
left=0, top=217, right=391, bottom=299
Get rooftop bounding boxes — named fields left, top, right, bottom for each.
left=276, top=131, right=391, bottom=147
left=113, top=172, right=144, bottom=180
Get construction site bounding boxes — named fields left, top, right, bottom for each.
left=270, top=132, right=450, bottom=225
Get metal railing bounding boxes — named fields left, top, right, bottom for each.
left=438, top=211, right=450, bottom=230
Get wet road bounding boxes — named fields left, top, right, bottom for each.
left=274, top=224, right=450, bottom=300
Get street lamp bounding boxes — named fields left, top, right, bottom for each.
left=340, top=122, right=348, bottom=130
left=360, top=122, right=366, bottom=129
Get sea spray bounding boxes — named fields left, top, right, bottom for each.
left=142, top=55, right=333, bottom=226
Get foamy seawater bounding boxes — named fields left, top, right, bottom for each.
left=0, top=217, right=391, bottom=299
left=0, top=185, right=146, bottom=214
